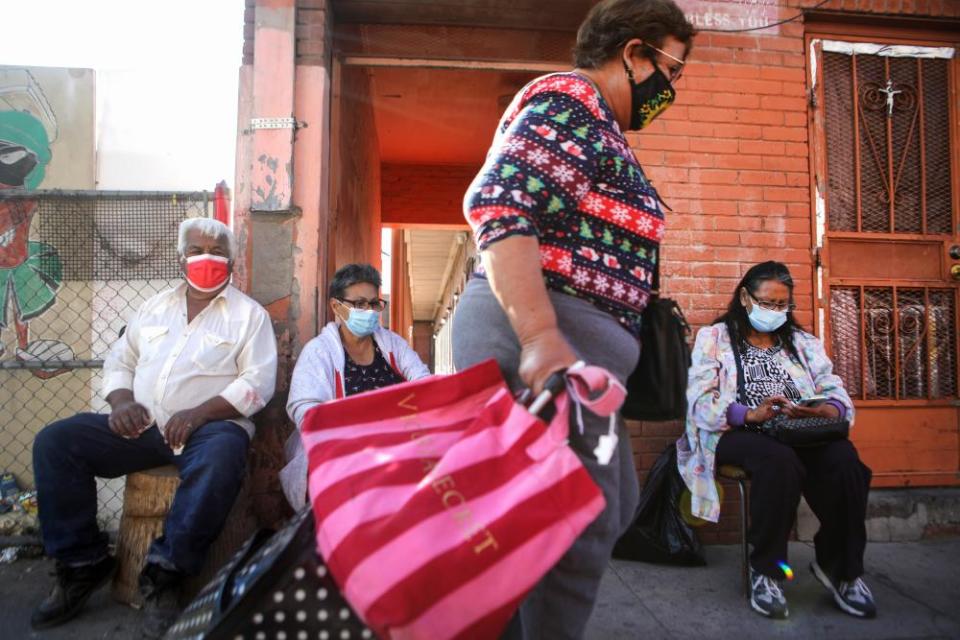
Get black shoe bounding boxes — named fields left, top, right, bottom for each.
left=139, top=563, right=184, bottom=639
left=749, top=567, right=789, bottom=619
left=811, top=561, right=877, bottom=618
left=30, top=556, right=117, bottom=630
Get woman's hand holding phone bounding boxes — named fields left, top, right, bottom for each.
left=782, top=397, right=840, bottom=419
left=745, top=396, right=792, bottom=423
left=746, top=395, right=840, bottom=422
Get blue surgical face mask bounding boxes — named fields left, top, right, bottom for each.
left=747, top=304, right=787, bottom=333
left=344, top=307, right=379, bottom=337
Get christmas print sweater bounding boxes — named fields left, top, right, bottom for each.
left=464, top=72, right=664, bottom=338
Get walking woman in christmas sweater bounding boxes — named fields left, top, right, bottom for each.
left=452, top=1, right=696, bottom=637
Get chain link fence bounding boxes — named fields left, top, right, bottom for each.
left=0, top=190, right=209, bottom=534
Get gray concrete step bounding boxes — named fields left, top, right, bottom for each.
left=798, top=487, right=960, bottom=543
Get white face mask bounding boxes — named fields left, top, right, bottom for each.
left=747, top=303, right=787, bottom=333
left=343, top=307, right=379, bottom=337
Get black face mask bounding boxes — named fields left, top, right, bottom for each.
left=624, top=62, right=676, bottom=130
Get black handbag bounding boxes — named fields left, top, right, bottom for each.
left=731, top=339, right=849, bottom=447
left=751, top=414, right=849, bottom=447
left=621, top=259, right=691, bottom=421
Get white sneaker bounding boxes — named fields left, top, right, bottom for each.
left=750, top=567, right=788, bottom=619
left=811, top=561, right=877, bottom=618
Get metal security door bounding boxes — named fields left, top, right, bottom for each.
left=810, top=37, right=960, bottom=487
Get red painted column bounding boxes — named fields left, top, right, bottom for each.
left=251, top=0, right=296, bottom=212
left=232, top=0, right=334, bottom=527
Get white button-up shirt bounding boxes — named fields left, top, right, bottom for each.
left=101, top=283, right=278, bottom=438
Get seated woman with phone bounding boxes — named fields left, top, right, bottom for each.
left=677, top=261, right=876, bottom=620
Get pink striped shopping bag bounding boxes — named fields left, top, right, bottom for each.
left=302, top=359, right=623, bottom=640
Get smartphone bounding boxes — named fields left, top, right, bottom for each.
left=798, top=394, right=828, bottom=407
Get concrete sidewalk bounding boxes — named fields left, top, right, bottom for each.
left=589, top=539, right=960, bottom=639
left=1, top=539, right=958, bottom=639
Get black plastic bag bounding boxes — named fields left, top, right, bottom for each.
left=612, top=443, right=706, bottom=566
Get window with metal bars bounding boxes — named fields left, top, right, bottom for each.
left=822, top=51, right=953, bottom=235
left=830, top=286, right=957, bottom=400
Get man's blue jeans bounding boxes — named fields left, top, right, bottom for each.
left=32, top=413, right=249, bottom=575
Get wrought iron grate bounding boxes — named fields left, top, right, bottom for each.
left=823, top=51, right=954, bottom=235
left=830, top=285, right=957, bottom=400
left=927, top=289, right=958, bottom=398
left=924, top=59, right=952, bottom=235
left=823, top=52, right=857, bottom=232
left=898, top=288, right=927, bottom=398
left=829, top=286, right=863, bottom=398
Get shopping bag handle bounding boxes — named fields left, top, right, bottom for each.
left=523, top=363, right=625, bottom=418
left=564, top=362, right=626, bottom=417
left=566, top=363, right=626, bottom=465
left=526, top=369, right=568, bottom=417
left=523, top=362, right=625, bottom=465
left=566, top=362, right=627, bottom=466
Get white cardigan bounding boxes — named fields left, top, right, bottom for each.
left=280, top=322, right=432, bottom=508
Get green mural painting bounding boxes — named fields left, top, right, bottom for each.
left=0, top=69, right=70, bottom=377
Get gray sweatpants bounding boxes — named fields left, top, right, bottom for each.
left=452, top=277, right=641, bottom=640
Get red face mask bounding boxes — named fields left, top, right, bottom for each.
left=184, top=254, right=230, bottom=292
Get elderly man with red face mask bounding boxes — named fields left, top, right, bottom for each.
left=30, top=217, right=278, bottom=639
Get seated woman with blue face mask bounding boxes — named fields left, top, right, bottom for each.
left=280, top=263, right=431, bottom=508
left=677, top=261, right=876, bottom=621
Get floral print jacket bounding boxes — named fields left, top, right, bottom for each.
left=676, top=322, right=855, bottom=522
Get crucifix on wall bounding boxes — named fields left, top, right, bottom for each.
left=856, top=72, right=920, bottom=207
left=877, top=79, right=902, bottom=118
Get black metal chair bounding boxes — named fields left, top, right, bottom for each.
left=717, top=464, right=750, bottom=598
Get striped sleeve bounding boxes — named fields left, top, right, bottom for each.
left=464, top=92, right=601, bottom=251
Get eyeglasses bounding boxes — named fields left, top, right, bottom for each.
left=337, top=297, right=387, bottom=312
left=644, top=43, right=685, bottom=84
left=748, top=292, right=796, bottom=313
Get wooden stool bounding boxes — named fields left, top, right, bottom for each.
left=717, top=464, right=750, bottom=599
left=110, top=464, right=257, bottom=608
left=111, top=465, right=180, bottom=607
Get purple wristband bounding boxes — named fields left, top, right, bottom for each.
left=726, top=402, right=750, bottom=427
left=824, top=399, right=846, bottom=419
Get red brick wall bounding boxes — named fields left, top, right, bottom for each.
left=243, top=0, right=254, bottom=64
left=634, top=26, right=814, bottom=329
left=381, top=164, right=477, bottom=227
left=296, top=0, right=329, bottom=65
left=244, top=0, right=330, bottom=65
left=816, top=0, right=958, bottom=16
